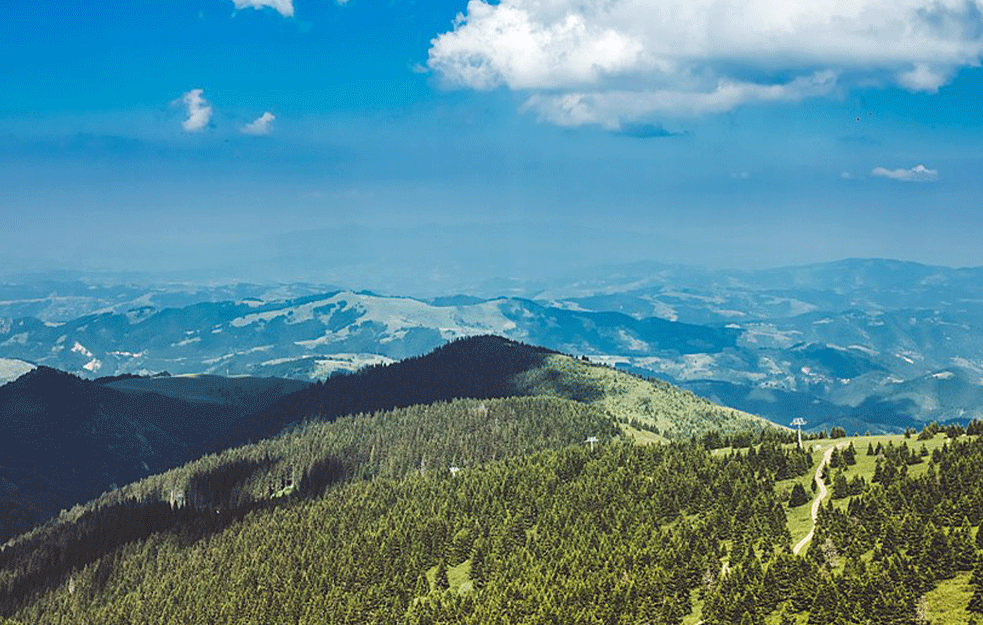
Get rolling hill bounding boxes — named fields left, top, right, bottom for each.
left=206, top=335, right=777, bottom=454
left=102, top=374, right=308, bottom=412
left=0, top=394, right=621, bottom=614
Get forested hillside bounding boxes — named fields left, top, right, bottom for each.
left=0, top=396, right=618, bottom=615
left=0, top=368, right=270, bottom=543
left=1, top=436, right=812, bottom=624
left=209, top=335, right=774, bottom=453
left=798, top=433, right=983, bottom=624
left=4, top=398, right=983, bottom=622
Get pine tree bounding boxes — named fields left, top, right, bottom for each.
left=789, top=483, right=810, bottom=508
left=435, top=559, right=449, bottom=591
left=416, top=572, right=431, bottom=596
left=470, top=544, right=486, bottom=590
left=971, top=559, right=983, bottom=587
left=970, top=585, right=983, bottom=615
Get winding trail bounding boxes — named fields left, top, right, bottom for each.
left=793, top=443, right=844, bottom=555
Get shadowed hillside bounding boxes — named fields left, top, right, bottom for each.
left=0, top=369, right=300, bottom=543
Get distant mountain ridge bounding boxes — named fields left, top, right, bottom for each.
left=0, top=290, right=737, bottom=380
left=4, top=258, right=983, bottom=432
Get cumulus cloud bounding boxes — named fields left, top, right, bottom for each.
left=231, top=0, right=294, bottom=17
left=180, top=89, right=212, bottom=132
left=242, top=112, right=276, bottom=135
left=871, top=164, right=939, bottom=182
left=523, top=71, right=837, bottom=128
left=428, top=0, right=983, bottom=127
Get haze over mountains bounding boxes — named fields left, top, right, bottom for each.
left=3, top=258, right=983, bottom=432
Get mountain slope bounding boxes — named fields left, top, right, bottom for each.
left=0, top=359, right=33, bottom=386
left=0, top=369, right=302, bottom=543
left=6, top=262, right=983, bottom=433
left=0, top=395, right=621, bottom=613
left=207, top=335, right=777, bottom=453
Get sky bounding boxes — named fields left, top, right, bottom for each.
left=1, top=0, right=982, bottom=289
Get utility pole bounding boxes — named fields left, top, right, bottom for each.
left=585, top=436, right=598, bottom=452
left=791, top=418, right=806, bottom=449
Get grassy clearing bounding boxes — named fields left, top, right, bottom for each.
left=522, top=354, right=775, bottom=441
left=620, top=422, right=665, bottom=445
left=776, top=433, right=965, bottom=548
left=448, top=560, right=473, bottom=593
left=764, top=604, right=809, bottom=624
left=425, top=560, right=473, bottom=594
left=681, top=589, right=704, bottom=625
left=824, top=432, right=953, bottom=515
left=923, top=571, right=976, bottom=624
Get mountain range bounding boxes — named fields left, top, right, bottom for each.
left=3, top=258, right=983, bottom=432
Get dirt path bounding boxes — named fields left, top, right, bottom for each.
left=793, top=443, right=843, bottom=555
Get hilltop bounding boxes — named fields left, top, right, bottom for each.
left=208, top=335, right=777, bottom=452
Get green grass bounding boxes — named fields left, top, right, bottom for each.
left=824, top=432, right=952, bottom=515
left=923, top=571, right=977, bottom=624
left=785, top=490, right=815, bottom=546
left=517, top=354, right=777, bottom=442
left=764, top=604, right=809, bottom=624
left=681, top=589, right=704, bottom=625
left=425, top=560, right=473, bottom=595
left=620, top=422, right=665, bottom=445
left=448, top=560, right=473, bottom=593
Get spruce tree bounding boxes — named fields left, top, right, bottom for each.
left=789, top=483, right=810, bottom=507
left=970, top=585, right=983, bottom=615
left=470, top=544, right=486, bottom=590
left=416, top=572, right=431, bottom=596
left=435, top=559, right=449, bottom=591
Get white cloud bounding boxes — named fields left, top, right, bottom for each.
left=897, top=63, right=952, bottom=92
left=242, top=112, right=276, bottom=135
left=428, top=0, right=983, bottom=127
left=231, top=0, right=294, bottom=17
left=180, top=89, right=212, bottom=132
left=871, top=164, right=939, bottom=182
left=523, top=71, right=838, bottom=128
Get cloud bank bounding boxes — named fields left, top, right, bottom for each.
left=428, top=0, right=983, bottom=128
left=242, top=112, right=276, bottom=135
left=180, top=89, right=212, bottom=132
left=231, top=0, right=294, bottom=17
left=871, top=164, right=939, bottom=182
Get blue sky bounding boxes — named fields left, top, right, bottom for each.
left=1, top=0, right=982, bottom=287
